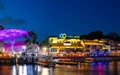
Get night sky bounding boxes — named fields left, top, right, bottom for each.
left=0, top=0, right=120, bottom=41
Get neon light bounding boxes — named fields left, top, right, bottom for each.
left=64, top=43, right=71, bottom=46
left=0, top=29, right=28, bottom=52
left=59, top=33, right=67, bottom=39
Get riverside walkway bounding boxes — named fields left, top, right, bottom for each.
left=53, top=56, right=120, bottom=62
left=0, top=56, right=120, bottom=65
left=0, top=57, right=38, bottom=65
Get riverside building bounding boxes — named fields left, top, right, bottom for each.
left=48, top=33, right=109, bottom=57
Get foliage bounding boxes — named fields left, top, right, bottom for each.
left=40, top=37, right=50, bottom=48
left=81, top=30, right=104, bottom=40
left=0, top=25, right=4, bottom=30
left=24, top=30, right=38, bottom=45
left=80, top=30, right=120, bottom=41
left=104, top=32, right=120, bottom=41
left=28, top=31, right=37, bottom=43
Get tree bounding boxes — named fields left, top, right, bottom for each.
left=23, top=31, right=39, bottom=56
left=0, top=25, right=4, bottom=30
left=80, top=30, right=104, bottom=40
left=80, top=35, right=89, bottom=39
left=40, top=37, right=50, bottom=48
left=28, top=31, right=38, bottom=43
left=88, top=30, right=104, bottom=40
left=105, top=32, right=120, bottom=41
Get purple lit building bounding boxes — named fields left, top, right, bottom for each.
left=0, top=29, right=28, bottom=53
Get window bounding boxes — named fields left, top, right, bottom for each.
left=51, top=48, right=57, bottom=52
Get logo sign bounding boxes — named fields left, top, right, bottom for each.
left=59, top=33, right=67, bottom=39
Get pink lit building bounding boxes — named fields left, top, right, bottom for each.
left=4, top=41, right=25, bottom=52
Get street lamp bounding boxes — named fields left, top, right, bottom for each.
left=43, top=47, right=47, bottom=56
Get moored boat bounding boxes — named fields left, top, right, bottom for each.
left=84, top=58, right=93, bottom=63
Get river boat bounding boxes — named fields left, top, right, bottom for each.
left=84, top=58, right=93, bottom=63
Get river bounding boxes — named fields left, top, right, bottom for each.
left=0, top=61, right=119, bottom=75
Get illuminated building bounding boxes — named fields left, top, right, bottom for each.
left=110, top=41, right=120, bottom=51
left=82, top=40, right=109, bottom=56
left=0, top=29, right=28, bottom=57
left=0, top=29, right=28, bottom=53
left=101, top=39, right=120, bottom=56
left=48, top=33, right=83, bottom=56
left=48, top=33, right=109, bottom=56
left=0, top=40, right=4, bottom=52
left=109, top=41, right=120, bottom=56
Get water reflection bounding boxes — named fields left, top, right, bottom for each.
left=0, top=61, right=119, bottom=75
left=12, top=65, right=27, bottom=75
left=49, top=67, right=52, bottom=75
left=113, top=61, right=118, bottom=75
left=12, top=64, right=51, bottom=75
left=41, top=67, right=49, bottom=75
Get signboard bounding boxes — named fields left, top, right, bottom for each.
left=59, top=33, right=67, bottom=39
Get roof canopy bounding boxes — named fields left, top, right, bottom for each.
left=0, top=29, right=28, bottom=40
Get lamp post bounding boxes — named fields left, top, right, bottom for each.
left=43, top=47, right=47, bottom=56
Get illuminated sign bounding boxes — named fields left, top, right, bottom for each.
left=59, top=33, right=67, bottom=39
left=74, top=36, right=80, bottom=39
left=59, top=33, right=80, bottom=39
left=63, top=43, right=71, bottom=46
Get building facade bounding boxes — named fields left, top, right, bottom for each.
left=48, top=33, right=109, bottom=57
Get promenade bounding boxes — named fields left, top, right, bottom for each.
left=0, top=56, right=120, bottom=65
left=53, top=56, right=120, bottom=64
left=0, top=57, right=38, bottom=65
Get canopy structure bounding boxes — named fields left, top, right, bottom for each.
left=0, top=29, right=28, bottom=52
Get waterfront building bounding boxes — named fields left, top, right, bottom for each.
left=0, top=41, right=4, bottom=52
left=82, top=40, right=109, bottom=56
left=109, top=40, right=120, bottom=56
left=102, top=39, right=120, bottom=56
left=48, top=33, right=109, bottom=57
left=110, top=41, right=120, bottom=51
left=0, top=29, right=28, bottom=57
left=0, top=41, right=12, bottom=58
left=48, top=33, right=83, bottom=57
left=24, top=43, right=39, bottom=57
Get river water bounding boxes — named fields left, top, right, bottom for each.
left=0, top=61, right=120, bottom=75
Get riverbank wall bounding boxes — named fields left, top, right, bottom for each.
left=0, top=57, right=38, bottom=65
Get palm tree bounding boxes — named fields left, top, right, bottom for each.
left=23, top=31, right=38, bottom=56
left=40, top=37, right=50, bottom=48
left=28, top=31, right=37, bottom=43
left=24, top=30, right=38, bottom=45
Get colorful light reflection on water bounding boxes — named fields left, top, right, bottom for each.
left=0, top=61, right=119, bottom=75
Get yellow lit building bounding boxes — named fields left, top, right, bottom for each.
left=48, top=33, right=83, bottom=56
left=48, top=33, right=108, bottom=57
left=82, top=40, right=108, bottom=51
left=0, top=41, right=12, bottom=58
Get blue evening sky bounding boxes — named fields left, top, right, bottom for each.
left=0, top=0, right=120, bottom=41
